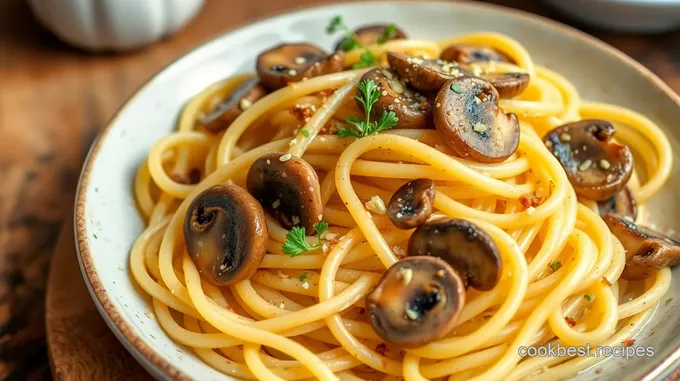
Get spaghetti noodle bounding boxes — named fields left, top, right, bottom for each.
left=130, top=23, right=675, bottom=381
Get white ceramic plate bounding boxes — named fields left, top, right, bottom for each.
left=74, top=1, right=680, bottom=380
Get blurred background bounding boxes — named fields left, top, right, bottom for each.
left=1, top=0, right=680, bottom=379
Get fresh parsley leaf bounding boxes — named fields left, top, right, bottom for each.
left=341, top=38, right=360, bottom=52
left=326, top=15, right=380, bottom=67
left=337, top=79, right=399, bottom=138
left=665, top=297, right=673, bottom=306
left=93, top=233, right=98, bottom=239
left=301, top=130, right=310, bottom=137
left=282, top=221, right=328, bottom=256
left=549, top=261, right=562, bottom=272
left=377, top=24, right=397, bottom=44
left=326, top=16, right=344, bottom=34
left=450, top=83, right=463, bottom=94
left=299, top=272, right=309, bottom=282
left=352, top=51, right=377, bottom=69
left=584, top=294, right=592, bottom=302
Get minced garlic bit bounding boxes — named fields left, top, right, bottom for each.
left=560, top=133, right=572, bottom=142
left=365, top=195, right=387, bottom=215
left=606, top=173, right=614, bottom=182
left=287, top=69, right=298, bottom=76
left=381, top=90, right=388, bottom=96
left=578, top=159, right=593, bottom=171
left=322, top=243, right=330, bottom=253
left=279, top=153, right=293, bottom=162
left=381, top=70, right=394, bottom=80
left=292, top=215, right=300, bottom=225
left=277, top=270, right=290, bottom=279
left=526, top=206, right=536, bottom=215
left=398, top=267, right=413, bottom=285
left=272, top=199, right=281, bottom=209
left=395, top=212, right=403, bottom=219
left=266, top=159, right=271, bottom=165
left=302, top=282, right=310, bottom=289
left=389, top=79, right=405, bottom=94
left=599, top=159, right=611, bottom=170
left=318, top=214, right=323, bottom=221
left=473, top=122, right=488, bottom=134
left=405, top=308, right=419, bottom=320
left=324, top=232, right=338, bottom=241
left=279, top=302, right=285, bottom=309
left=392, top=246, right=406, bottom=257
left=239, top=98, right=252, bottom=110
left=294, top=56, right=307, bottom=64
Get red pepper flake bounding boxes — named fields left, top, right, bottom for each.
left=602, top=277, right=613, bottom=286
left=292, top=104, right=314, bottom=122
left=565, top=317, right=576, bottom=327
left=317, top=89, right=336, bottom=99
left=519, top=193, right=541, bottom=209
left=375, top=343, right=388, bottom=356
left=358, top=308, right=366, bottom=315
left=623, top=338, right=635, bottom=347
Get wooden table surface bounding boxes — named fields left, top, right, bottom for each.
left=2, top=0, right=680, bottom=379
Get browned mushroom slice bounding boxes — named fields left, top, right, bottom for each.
left=246, top=152, right=323, bottom=233
left=334, top=24, right=407, bottom=51
left=434, top=76, right=520, bottom=163
left=360, top=68, right=433, bottom=129
left=184, top=184, right=268, bottom=286
left=256, top=43, right=344, bottom=90
left=440, top=44, right=513, bottom=65
left=603, top=214, right=680, bottom=280
left=598, top=187, right=637, bottom=220
left=201, top=77, right=268, bottom=133
left=387, top=179, right=436, bottom=229
left=481, top=72, right=530, bottom=99
left=543, top=120, right=633, bottom=201
left=366, top=256, right=465, bottom=348
left=386, top=52, right=470, bottom=91
left=408, top=218, right=502, bottom=290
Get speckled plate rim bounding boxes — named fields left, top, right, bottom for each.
left=72, top=1, right=680, bottom=380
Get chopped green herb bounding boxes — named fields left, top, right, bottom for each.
left=665, top=297, right=673, bottom=306
left=301, top=130, right=310, bottom=138
left=584, top=294, right=592, bottom=302
left=377, top=24, right=397, bottom=44
left=282, top=221, right=328, bottom=256
left=450, top=83, right=463, bottom=94
left=93, top=233, right=98, bottom=239
left=299, top=272, right=309, bottom=282
left=549, top=261, right=562, bottom=272
left=338, top=79, right=399, bottom=138
left=325, top=15, right=378, bottom=68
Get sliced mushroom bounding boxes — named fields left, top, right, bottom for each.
left=360, top=68, right=433, bottom=129
left=480, top=72, right=530, bottom=99
left=603, top=214, right=680, bottom=280
left=334, top=24, right=407, bottom=51
left=408, top=218, right=502, bottom=290
left=544, top=120, right=633, bottom=201
left=440, top=44, right=513, bottom=65
left=256, top=43, right=344, bottom=90
left=184, top=184, right=268, bottom=286
left=434, top=76, right=520, bottom=163
left=387, top=179, right=435, bottom=229
left=366, top=256, right=465, bottom=348
left=201, top=77, right=268, bottom=133
left=246, top=152, right=323, bottom=232
left=386, top=52, right=469, bottom=91
left=598, top=187, right=637, bottom=220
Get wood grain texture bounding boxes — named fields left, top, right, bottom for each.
left=0, top=0, right=677, bottom=379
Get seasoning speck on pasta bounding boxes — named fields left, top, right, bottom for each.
left=130, top=16, right=678, bottom=381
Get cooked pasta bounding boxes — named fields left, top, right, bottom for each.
left=130, top=21, right=677, bottom=381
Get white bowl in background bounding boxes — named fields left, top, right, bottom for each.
left=545, top=0, right=680, bottom=33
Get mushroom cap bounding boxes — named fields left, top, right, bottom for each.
left=183, top=184, right=268, bottom=286
left=481, top=72, right=530, bottom=99
left=335, top=24, right=407, bottom=51
left=256, top=43, right=344, bottom=90
left=408, top=217, right=502, bottom=290
left=360, top=68, right=433, bottom=129
left=433, top=76, right=520, bottom=163
left=366, top=256, right=465, bottom=348
left=201, top=77, right=268, bottom=133
left=543, top=119, right=634, bottom=201
left=598, top=187, right=637, bottom=221
left=603, top=214, right=680, bottom=280
left=386, top=52, right=469, bottom=91
left=387, top=178, right=436, bottom=229
left=246, top=152, right=323, bottom=233
left=440, top=44, right=513, bottom=65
